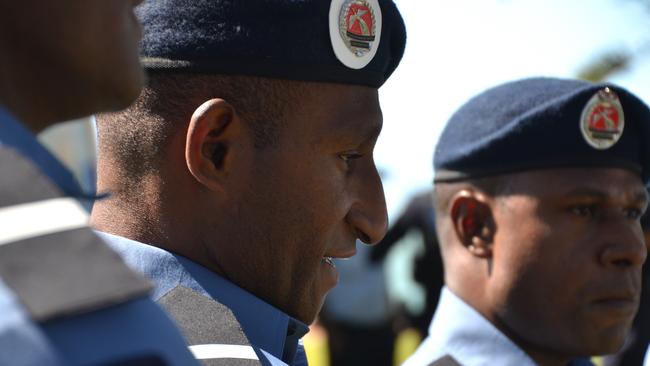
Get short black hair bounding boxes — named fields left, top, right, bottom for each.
left=96, top=72, right=308, bottom=180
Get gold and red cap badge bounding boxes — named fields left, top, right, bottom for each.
left=329, top=0, right=382, bottom=70
left=580, top=87, right=625, bottom=150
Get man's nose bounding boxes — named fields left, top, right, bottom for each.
left=599, top=218, right=647, bottom=269
left=346, top=165, right=388, bottom=245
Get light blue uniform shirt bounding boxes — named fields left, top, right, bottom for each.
left=0, top=107, right=199, bottom=366
left=644, top=344, right=650, bottom=366
left=403, top=287, right=594, bottom=366
left=98, top=231, right=311, bottom=366
left=0, top=278, right=61, bottom=366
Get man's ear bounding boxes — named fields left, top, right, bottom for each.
left=185, top=98, right=247, bottom=192
left=449, top=190, right=495, bottom=258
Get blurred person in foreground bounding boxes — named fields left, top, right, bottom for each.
left=92, top=1, right=406, bottom=365
left=0, top=0, right=199, bottom=364
left=403, top=77, right=649, bottom=366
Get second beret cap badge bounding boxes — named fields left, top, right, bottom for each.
left=329, top=0, right=382, bottom=70
left=580, top=87, right=625, bottom=150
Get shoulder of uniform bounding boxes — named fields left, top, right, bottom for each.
left=158, top=286, right=251, bottom=346
left=0, top=146, right=151, bottom=321
left=158, top=286, right=262, bottom=365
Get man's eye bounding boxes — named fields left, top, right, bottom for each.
left=571, top=205, right=595, bottom=217
left=339, top=152, right=363, bottom=164
left=624, top=208, right=643, bottom=220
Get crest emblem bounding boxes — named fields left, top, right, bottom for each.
left=580, top=87, right=624, bottom=150
left=329, top=0, right=382, bottom=69
left=341, top=1, right=376, bottom=56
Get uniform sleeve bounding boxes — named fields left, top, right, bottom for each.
left=0, top=280, right=63, bottom=366
left=41, top=296, right=200, bottom=366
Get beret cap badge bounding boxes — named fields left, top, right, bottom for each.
left=580, top=87, right=625, bottom=150
left=329, top=0, right=382, bottom=70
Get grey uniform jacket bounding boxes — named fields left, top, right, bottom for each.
left=0, top=108, right=200, bottom=365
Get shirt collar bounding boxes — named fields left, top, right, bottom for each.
left=173, top=253, right=309, bottom=363
left=98, top=232, right=309, bottom=364
left=410, top=287, right=594, bottom=366
left=0, top=107, right=88, bottom=199
left=422, top=287, right=537, bottom=366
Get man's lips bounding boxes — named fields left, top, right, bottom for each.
left=322, top=247, right=357, bottom=269
left=323, top=256, right=336, bottom=268
left=590, top=291, right=639, bottom=315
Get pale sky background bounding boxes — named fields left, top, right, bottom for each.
left=377, top=0, right=650, bottom=218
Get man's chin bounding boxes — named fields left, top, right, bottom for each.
left=105, top=71, right=144, bottom=111
left=571, top=325, right=631, bottom=357
left=292, top=295, right=329, bottom=325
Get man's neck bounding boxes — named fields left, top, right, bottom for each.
left=91, top=196, right=166, bottom=247
left=490, top=315, right=572, bottom=366
left=450, top=282, right=572, bottom=366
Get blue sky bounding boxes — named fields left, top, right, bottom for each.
left=377, top=0, right=650, bottom=217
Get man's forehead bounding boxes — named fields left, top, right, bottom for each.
left=301, top=84, right=382, bottom=138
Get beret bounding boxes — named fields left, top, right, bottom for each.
left=434, top=77, right=650, bottom=184
left=136, top=0, right=406, bottom=88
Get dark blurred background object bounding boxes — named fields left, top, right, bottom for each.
left=370, top=190, right=443, bottom=338
left=320, top=243, right=395, bottom=366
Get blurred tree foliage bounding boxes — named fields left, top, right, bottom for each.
left=577, top=0, right=650, bottom=82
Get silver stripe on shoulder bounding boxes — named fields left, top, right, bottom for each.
left=189, top=344, right=259, bottom=360
left=0, top=197, right=88, bottom=245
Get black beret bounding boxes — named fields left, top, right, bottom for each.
left=434, top=77, right=650, bottom=184
left=136, top=0, right=406, bottom=88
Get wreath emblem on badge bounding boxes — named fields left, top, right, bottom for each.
left=340, top=0, right=377, bottom=57
left=580, top=87, right=625, bottom=150
left=329, top=0, right=382, bottom=69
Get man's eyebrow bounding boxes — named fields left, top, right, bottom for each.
left=563, top=187, right=609, bottom=198
left=331, top=116, right=382, bottom=145
left=562, top=187, right=649, bottom=204
left=361, top=119, right=383, bottom=143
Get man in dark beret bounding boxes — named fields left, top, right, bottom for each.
left=0, top=0, right=199, bottom=365
left=92, top=0, right=406, bottom=365
left=403, top=77, right=650, bottom=366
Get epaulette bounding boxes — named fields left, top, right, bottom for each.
left=0, top=146, right=151, bottom=321
left=158, top=286, right=263, bottom=366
